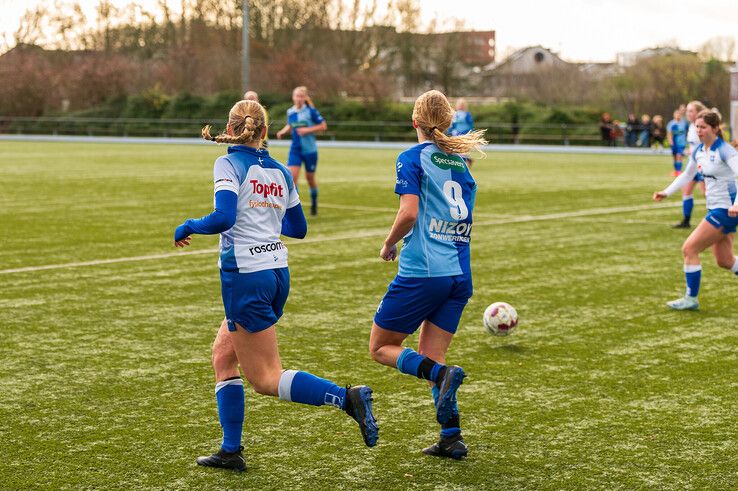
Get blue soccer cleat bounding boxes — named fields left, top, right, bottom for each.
left=436, top=366, right=466, bottom=425
left=666, top=296, right=699, bottom=311
left=344, top=385, right=379, bottom=447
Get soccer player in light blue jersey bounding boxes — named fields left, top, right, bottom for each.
left=276, top=86, right=327, bottom=216
left=667, top=109, right=689, bottom=176
left=654, top=109, right=738, bottom=310
left=174, top=100, right=377, bottom=472
left=369, top=90, right=487, bottom=460
left=448, top=98, right=476, bottom=167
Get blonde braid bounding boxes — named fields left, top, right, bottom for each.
left=202, top=100, right=266, bottom=147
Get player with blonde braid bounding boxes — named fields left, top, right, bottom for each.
left=174, top=99, right=378, bottom=472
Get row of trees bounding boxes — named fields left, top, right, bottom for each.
left=0, top=1, right=735, bottom=120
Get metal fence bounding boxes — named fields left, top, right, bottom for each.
left=0, top=115, right=611, bottom=146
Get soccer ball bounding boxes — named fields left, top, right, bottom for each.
left=483, top=302, right=518, bottom=336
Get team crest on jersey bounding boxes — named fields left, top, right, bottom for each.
left=430, top=152, right=467, bottom=172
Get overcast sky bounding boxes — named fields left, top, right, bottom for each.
left=1, top=0, right=737, bottom=62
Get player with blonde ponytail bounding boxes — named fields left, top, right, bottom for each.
left=173, top=99, right=378, bottom=472
left=368, top=90, right=486, bottom=460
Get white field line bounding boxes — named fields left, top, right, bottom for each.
left=0, top=200, right=694, bottom=275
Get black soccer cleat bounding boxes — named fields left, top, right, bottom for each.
left=436, top=365, right=466, bottom=425
left=423, top=433, right=468, bottom=460
left=310, top=203, right=318, bottom=216
left=672, top=219, right=691, bottom=229
left=344, top=385, right=379, bottom=447
left=196, top=446, right=246, bottom=472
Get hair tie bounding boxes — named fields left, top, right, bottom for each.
left=430, top=126, right=438, bottom=132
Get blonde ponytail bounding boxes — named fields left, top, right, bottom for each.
left=295, top=85, right=314, bottom=107
left=202, top=100, right=266, bottom=146
left=413, top=90, right=487, bottom=156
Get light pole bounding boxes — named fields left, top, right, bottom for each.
left=241, top=1, right=249, bottom=94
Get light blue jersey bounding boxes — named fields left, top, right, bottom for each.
left=668, top=119, right=688, bottom=148
left=287, top=105, right=325, bottom=155
left=394, top=141, right=476, bottom=277
left=449, top=110, right=474, bottom=136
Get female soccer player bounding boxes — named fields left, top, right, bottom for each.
left=448, top=98, right=476, bottom=167
left=276, top=86, right=327, bottom=216
left=667, top=109, right=689, bottom=176
left=673, top=101, right=707, bottom=229
left=653, top=109, right=738, bottom=310
left=174, top=100, right=377, bottom=472
left=369, top=90, right=486, bottom=460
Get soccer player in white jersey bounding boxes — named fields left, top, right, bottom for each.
left=369, top=90, right=487, bottom=459
left=654, top=109, right=738, bottom=310
left=173, top=100, right=377, bottom=472
left=673, top=100, right=707, bottom=228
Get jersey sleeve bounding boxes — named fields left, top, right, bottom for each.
left=213, top=156, right=239, bottom=195
left=394, top=152, right=422, bottom=196
left=719, top=143, right=738, bottom=205
left=309, top=107, right=325, bottom=125
left=466, top=112, right=474, bottom=128
left=663, top=148, right=698, bottom=196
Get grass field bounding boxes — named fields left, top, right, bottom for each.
left=1, top=141, right=737, bottom=490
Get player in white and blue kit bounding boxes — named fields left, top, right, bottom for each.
left=673, top=100, right=707, bottom=228
left=174, top=100, right=377, bottom=471
left=654, top=109, right=738, bottom=310
left=276, top=86, right=327, bottom=216
left=369, top=90, right=487, bottom=460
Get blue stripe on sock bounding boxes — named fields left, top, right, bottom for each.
left=396, top=348, right=423, bottom=376
left=216, top=383, right=244, bottom=453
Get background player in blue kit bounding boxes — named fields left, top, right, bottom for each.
left=368, top=90, right=487, bottom=460
left=276, top=86, right=327, bottom=216
left=673, top=100, right=707, bottom=229
left=448, top=98, right=476, bottom=167
left=174, top=99, right=377, bottom=472
left=667, top=109, right=689, bottom=176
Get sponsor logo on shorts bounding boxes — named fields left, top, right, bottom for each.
left=430, top=152, right=467, bottom=172
left=428, top=217, right=472, bottom=242
left=249, top=241, right=285, bottom=256
left=250, top=179, right=284, bottom=198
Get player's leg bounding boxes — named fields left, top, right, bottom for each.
left=304, top=153, right=319, bottom=216
left=671, top=149, right=683, bottom=175
left=196, top=319, right=246, bottom=471
left=712, top=232, right=736, bottom=273
left=675, top=180, right=697, bottom=228
left=287, top=150, right=302, bottom=192
left=668, top=219, right=724, bottom=310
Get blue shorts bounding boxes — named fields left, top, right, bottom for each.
left=220, top=267, right=290, bottom=333
left=693, top=172, right=704, bottom=183
left=288, top=150, right=318, bottom=173
left=705, top=208, right=738, bottom=234
left=374, top=275, right=473, bottom=335
left=671, top=145, right=685, bottom=157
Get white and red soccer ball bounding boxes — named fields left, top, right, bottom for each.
left=483, top=302, right=518, bottom=336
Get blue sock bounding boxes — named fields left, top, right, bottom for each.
left=432, top=385, right=461, bottom=438
left=396, top=348, right=446, bottom=382
left=684, top=264, right=701, bottom=297
left=682, top=195, right=693, bottom=220
left=278, top=369, right=346, bottom=409
left=215, top=378, right=244, bottom=453
left=310, top=188, right=318, bottom=207
left=674, top=160, right=682, bottom=172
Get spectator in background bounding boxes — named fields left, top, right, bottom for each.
left=638, top=114, right=652, bottom=147
left=651, top=115, right=666, bottom=150
left=600, top=113, right=614, bottom=146
left=611, top=119, right=624, bottom=146
left=625, top=113, right=639, bottom=147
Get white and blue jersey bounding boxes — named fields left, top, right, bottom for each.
left=212, top=145, right=300, bottom=273
left=287, top=105, right=325, bottom=155
left=449, top=110, right=474, bottom=136
left=395, top=142, right=476, bottom=277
